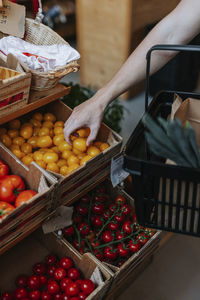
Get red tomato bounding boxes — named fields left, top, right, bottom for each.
left=73, top=240, right=85, bottom=250
left=80, top=279, right=95, bottom=296
left=0, top=175, right=25, bottom=203
left=47, top=280, right=60, bottom=295
left=66, top=282, right=80, bottom=297
left=39, top=275, right=47, bottom=287
left=78, top=223, right=90, bottom=237
left=14, top=288, right=28, bottom=300
left=75, top=279, right=83, bottom=288
left=54, top=267, right=66, bottom=281
left=15, top=190, right=37, bottom=207
left=41, top=291, right=52, bottom=300
left=75, top=204, right=88, bottom=216
left=102, top=231, right=114, bottom=243
left=0, top=160, right=9, bottom=178
left=94, top=193, right=107, bottom=203
left=60, top=278, right=73, bottom=292
left=93, top=249, right=104, bottom=261
left=27, top=275, right=40, bottom=290
left=117, top=243, right=129, bottom=257
left=103, top=246, right=117, bottom=261
left=136, top=233, right=149, bottom=246
left=1, top=292, right=13, bottom=300
left=107, top=221, right=119, bottom=231
left=62, top=294, right=71, bottom=300
left=29, top=290, right=40, bottom=300
left=67, top=268, right=80, bottom=281
left=115, top=195, right=126, bottom=206
left=15, top=275, right=28, bottom=288
left=92, top=216, right=104, bottom=228
left=115, top=231, right=126, bottom=241
left=0, top=201, right=15, bottom=219
left=79, top=292, right=87, bottom=300
left=80, top=195, right=90, bottom=204
left=121, top=204, right=131, bottom=216
left=109, top=203, right=117, bottom=213
left=114, top=213, right=125, bottom=223
left=122, top=221, right=132, bottom=235
left=45, top=254, right=58, bottom=266
left=33, top=262, right=46, bottom=275
left=103, top=209, right=112, bottom=220
left=92, top=203, right=104, bottom=214
left=54, top=294, right=63, bottom=300
left=59, top=257, right=73, bottom=270
left=128, top=240, right=141, bottom=253
left=73, top=214, right=83, bottom=224
left=62, top=226, right=75, bottom=238
left=47, top=266, right=56, bottom=277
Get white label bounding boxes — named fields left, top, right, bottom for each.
left=90, top=267, right=104, bottom=286
left=42, top=206, right=73, bottom=234
left=111, top=154, right=129, bottom=187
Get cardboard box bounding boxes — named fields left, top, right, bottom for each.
left=0, top=230, right=112, bottom=300
left=54, top=180, right=161, bottom=291
left=0, top=144, right=55, bottom=254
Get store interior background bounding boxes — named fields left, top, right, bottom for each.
left=23, top=0, right=200, bottom=299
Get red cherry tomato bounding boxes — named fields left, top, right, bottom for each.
left=29, top=290, right=40, bottom=300
left=1, top=292, right=13, bottom=300
left=59, top=257, right=73, bottom=270
left=47, top=265, right=56, bottom=277
left=73, top=214, right=83, bottom=224
left=41, top=291, right=52, bottom=300
left=136, top=233, right=149, bottom=246
left=14, top=288, right=28, bottom=300
left=114, top=213, right=125, bottom=223
left=15, top=275, right=28, bottom=288
left=78, top=223, right=90, bottom=237
left=103, top=209, right=112, bottom=220
left=80, top=195, right=90, bottom=204
left=117, top=243, right=129, bottom=257
left=107, top=221, right=119, bottom=231
left=80, top=279, right=95, bottom=296
left=92, top=215, right=104, bottom=228
left=78, top=292, right=87, bottom=300
left=75, top=204, right=88, bottom=216
left=93, top=249, right=104, bottom=261
left=109, top=203, right=117, bottom=213
left=0, top=160, right=9, bottom=178
left=39, top=275, right=47, bottom=287
left=121, top=204, right=131, bottom=216
left=54, top=267, right=66, bottom=281
left=92, top=203, right=104, bottom=214
left=115, top=231, right=126, bottom=241
left=128, top=240, right=141, bottom=253
left=67, top=268, right=80, bottom=281
left=45, top=254, right=57, bottom=266
left=102, top=231, right=114, bottom=243
left=62, top=294, right=71, bottom=300
left=15, top=190, right=37, bottom=207
left=33, top=262, right=46, bottom=275
left=103, top=246, right=117, bottom=261
left=54, top=294, right=63, bottom=300
left=94, top=193, right=107, bottom=203
left=115, top=195, right=126, bottom=206
left=60, top=278, right=73, bottom=292
left=66, top=283, right=80, bottom=297
left=62, top=226, right=75, bottom=238
left=27, top=275, right=40, bottom=290
left=122, top=221, right=132, bottom=235
left=47, top=280, right=60, bottom=295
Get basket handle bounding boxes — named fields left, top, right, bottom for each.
left=145, top=44, right=200, bottom=111
left=34, top=0, right=43, bottom=24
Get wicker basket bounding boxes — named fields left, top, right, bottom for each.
left=0, top=17, right=79, bottom=91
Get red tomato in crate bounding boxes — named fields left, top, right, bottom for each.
left=92, top=215, right=104, bottom=228
left=0, top=201, right=15, bottom=219
left=62, top=226, right=75, bottom=238
left=67, top=268, right=80, bottom=281
left=115, top=195, right=126, bottom=206
left=47, top=266, right=57, bottom=277
left=121, top=204, right=131, bottom=216
left=53, top=267, right=66, bottom=281
left=80, top=279, right=95, bottom=296
left=15, top=275, right=28, bottom=288
left=1, top=292, right=13, bottom=300
left=92, top=203, right=104, bottom=214
left=66, top=282, right=80, bottom=297
left=117, top=243, right=129, bottom=257
left=15, top=190, right=37, bottom=207
left=0, top=160, right=9, bottom=178
left=103, top=246, right=117, bottom=260
left=128, top=240, right=141, bottom=253
left=41, top=291, right=52, bottom=300
left=29, top=290, right=40, bottom=300
left=14, top=288, right=28, bottom=299
left=60, top=278, right=73, bottom=292
left=102, top=230, right=114, bottom=243
left=78, top=292, right=87, bottom=300
left=33, top=262, right=46, bottom=275
left=47, top=280, right=60, bottom=295
left=39, top=275, right=47, bottom=287
left=122, top=221, right=133, bottom=235
left=27, top=275, right=40, bottom=290
left=59, top=257, right=73, bottom=270
left=54, top=293, right=63, bottom=300
left=0, top=175, right=25, bottom=203
left=77, top=223, right=90, bottom=237
left=45, top=254, right=58, bottom=266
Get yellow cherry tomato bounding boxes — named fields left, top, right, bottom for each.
left=94, top=141, right=102, bottom=148
left=54, top=127, right=63, bottom=135
left=46, top=162, right=59, bottom=173
left=1, top=134, right=12, bottom=147
left=57, top=159, right=68, bottom=168
left=7, top=129, right=19, bottom=139
left=67, top=155, right=79, bottom=166
left=67, top=163, right=79, bottom=174
left=12, top=149, right=25, bottom=159
left=78, top=153, right=86, bottom=160
left=37, top=136, right=53, bottom=148
left=0, top=128, right=7, bottom=135
left=22, top=155, right=33, bottom=167
left=33, top=127, right=40, bottom=136
left=43, top=152, right=59, bottom=163
left=60, top=165, right=69, bottom=176
left=32, top=112, right=43, bottom=121
left=27, top=136, right=38, bottom=149
left=62, top=150, right=73, bottom=160
left=49, top=129, right=54, bottom=138
left=20, top=126, right=33, bottom=139
left=9, top=144, right=20, bottom=151
left=21, top=143, right=33, bottom=154
left=42, top=121, right=54, bottom=129
left=28, top=153, right=33, bottom=158
left=87, top=146, right=100, bottom=157
left=33, top=151, right=44, bottom=161
left=80, top=155, right=92, bottom=165
left=70, top=134, right=77, bottom=142
left=44, top=113, right=56, bottom=123
left=13, top=136, right=25, bottom=146
left=73, top=148, right=82, bottom=155
left=38, top=127, right=50, bottom=137
left=54, top=121, right=64, bottom=127
left=51, top=146, right=60, bottom=154
left=77, top=127, right=90, bottom=138
left=21, top=122, right=33, bottom=129
left=53, top=134, right=65, bottom=146
left=30, top=118, right=42, bottom=127
left=9, top=119, right=21, bottom=130
left=100, top=142, right=109, bottom=151
left=58, top=141, right=72, bottom=152
left=73, top=138, right=87, bottom=152
left=36, top=160, right=47, bottom=169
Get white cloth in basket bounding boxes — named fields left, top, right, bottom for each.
left=0, top=36, right=80, bottom=72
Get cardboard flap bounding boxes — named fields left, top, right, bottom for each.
left=7, top=53, right=24, bottom=73
left=171, top=94, right=183, bottom=120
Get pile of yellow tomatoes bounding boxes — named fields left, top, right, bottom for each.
left=0, top=112, right=109, bottom=176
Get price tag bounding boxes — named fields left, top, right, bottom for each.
left=111, top=154, right=129, bottom=187
left=0, top=0, right=25, bottom=38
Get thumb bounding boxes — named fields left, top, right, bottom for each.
left=86, top=126, right=99, bottom=146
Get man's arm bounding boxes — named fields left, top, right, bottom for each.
left=64, top=0, right=200, bottom=145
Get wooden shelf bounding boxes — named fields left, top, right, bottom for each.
left=0, top=84, right=71, bottom=125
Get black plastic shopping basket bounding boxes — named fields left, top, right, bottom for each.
left=123, top=44, right=200, bottom=237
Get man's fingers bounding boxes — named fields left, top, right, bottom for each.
left=86, top=126, right=99, bottom=146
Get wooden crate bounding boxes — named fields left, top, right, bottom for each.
left=0, top=144, right=55, bottom=255
left=0, top=66, right=31, bottom=116
left=76, top=0, right=180, bottom=99
left=54, top=179, right=161, bottom=292
left=6, top=100, right=122, bottom=207
left=0, top=230, right=112, bottom=300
